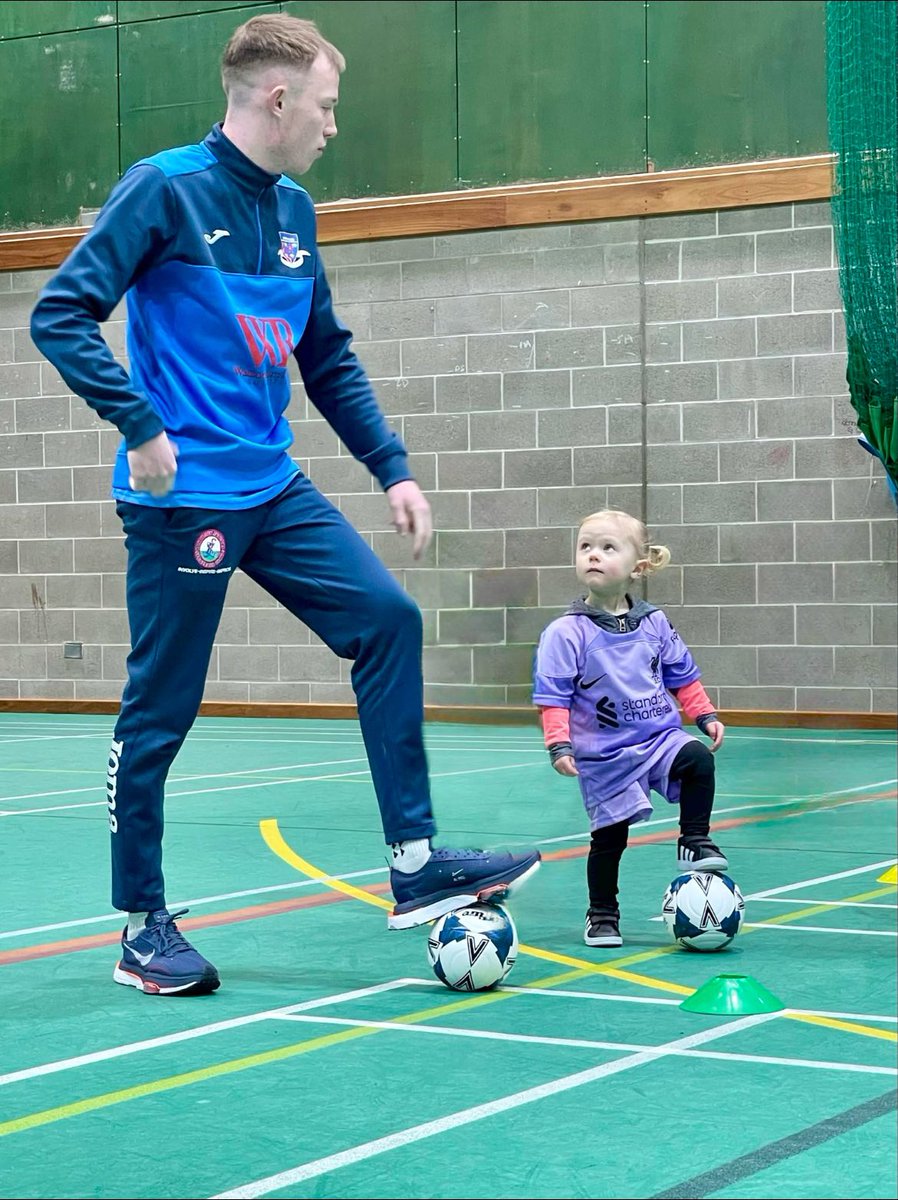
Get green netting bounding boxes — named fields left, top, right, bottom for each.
left=825, top=0, right=898, bottom=497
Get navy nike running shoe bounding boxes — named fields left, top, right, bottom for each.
left=388, top=846, right=541, bottom=929
left=114, top=908, right=220, bottom=995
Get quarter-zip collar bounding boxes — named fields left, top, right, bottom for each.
left=565, top=594, right=658, bottom=633
left=203, top=123, right=281, bottom=192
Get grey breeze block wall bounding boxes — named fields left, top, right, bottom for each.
left=0, top=199, right=896, bottom=714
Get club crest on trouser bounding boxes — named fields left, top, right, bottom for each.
left=193, top=528, right=226, bottom=569
left=277, top=230, right=311, bottom=269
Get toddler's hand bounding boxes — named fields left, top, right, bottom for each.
left=552, top=755, right=579, bottom=777
left=706, top=720, right=725, bottom=752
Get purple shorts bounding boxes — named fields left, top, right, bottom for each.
left=580, top=727, right=697, bottom=831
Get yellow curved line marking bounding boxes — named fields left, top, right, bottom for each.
left=263, top=820, right=897, bottom=1042
left=3, top=826, right=892, bottom=1139
left=261, top=819, right=692, bottom=994
left=261, top=820, right=393, bottom=911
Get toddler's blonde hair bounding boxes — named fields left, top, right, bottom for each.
left=578, top=509, right=671, bottom=574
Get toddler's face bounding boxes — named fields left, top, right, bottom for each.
left=575, top=518, right=644, bottom=591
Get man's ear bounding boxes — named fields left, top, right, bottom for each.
left=269, top=84, right=286, bottom=115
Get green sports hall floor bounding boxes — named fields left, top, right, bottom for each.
left=1, top=713, right=895, bottom=1199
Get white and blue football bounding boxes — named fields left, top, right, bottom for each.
left=427, top=902, right=518, bottom=990
left=662, top=871, right=744, bottom=952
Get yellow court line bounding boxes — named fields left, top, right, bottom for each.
left=0, top=836, right=659, bottom=1140
left=0, top=960, right=610, bottom=1140
left=0, top=1025, right=376, bottom=1137
left=262, top=820, right=898, bottom=1042
left=516, top=941, right=692, bottom=995
left=793, top=1013, right=898, bottom=1042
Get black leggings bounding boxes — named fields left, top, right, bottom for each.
left=587, top=740, right=715, bottom=910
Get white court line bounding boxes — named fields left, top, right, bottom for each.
left=210, top=1013, right=780, bottom=1199
left=742, top=922, right=896, bottom=937
left=0, top=732, right=529, bottom=748
left=6, top=963, right=893, bottom=1099
left=0, top=715, right=892, bottom=748
left=508, top=984, right=679, bottom=1006
left=0, top=756, right=372, bottom=807
left=3, top=807, right=895, bottom=941
left=0, top=734, right=114, bottom=744
left=0, top=758, right=541, bottom=817
left=15, top=761, right=887, bottom=822
left=0, top=866, right=389, bottom=940
left=273, top=1011, right=898, bottom=1077
left=650, top=857, right=898, bottom=923
left=536, top=779, right=898, bottom=848
left=0, top=979, right=410, bottom=1089
left=751, top=897, right=897, bottom=911
left=747, top=859, right=898, bottom=900
left=382, top=978, right=898, bottom=1025
left=499, top=982, right=898, bottom=1024
left=0, top=725, right=541, bottom=747
left=180, top=731, right=895, bottom=747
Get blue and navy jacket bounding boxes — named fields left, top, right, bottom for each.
left=30, top=124, right=411, bottom=508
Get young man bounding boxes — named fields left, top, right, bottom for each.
left=31, top=13, right=539, bottom=996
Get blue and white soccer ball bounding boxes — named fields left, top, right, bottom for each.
left=427, top=902, right=518, bottom=991
left=662, top=871, right=745, bottom=952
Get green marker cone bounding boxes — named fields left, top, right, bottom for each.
left=680, top=973, right=785, bottom=1015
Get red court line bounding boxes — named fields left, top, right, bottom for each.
left=0, top=883, right=390, bottom=966
left=3, top=789, right=893, bottom=967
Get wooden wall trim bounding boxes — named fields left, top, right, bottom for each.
left=0, top=698, right=892, bottom=731
left=0, top=154, right=833, bottom=272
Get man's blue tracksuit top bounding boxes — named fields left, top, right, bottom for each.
left=30, top=123, right=411, bottom=508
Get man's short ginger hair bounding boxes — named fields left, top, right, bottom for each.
left=221, top=13, right=344, bottom=92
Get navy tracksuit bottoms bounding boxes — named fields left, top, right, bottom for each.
left=108, top=472, right=436, bottom=912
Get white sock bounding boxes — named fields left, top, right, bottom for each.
left=390, top=839, right=431, bottom=873
left=126, top=912, right=149, bottom=940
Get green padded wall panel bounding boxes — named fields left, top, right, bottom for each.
left=118, top=5, right=279, bottom=169
left=118, top=2, right=267, bottom=22
left=0, top=25, right=118, bottom=227
left=647, top=0, right=827, bottom=167
left=0, top=2, right=115, bottom=40
left=285, top=1, right=459, bottom=199
left=457, top=0, right=647, bottom=185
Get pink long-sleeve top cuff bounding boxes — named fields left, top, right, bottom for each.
left=540, top=706, right=571, bottom=746
left=672, top=678, right=716, bottom=720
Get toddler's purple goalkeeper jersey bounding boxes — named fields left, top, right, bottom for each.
left=533, top=598, right=702, bottom=826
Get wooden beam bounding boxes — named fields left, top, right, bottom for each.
left=0, top=228, right=86, bottom=272
left=317, top=156, right=834, bottom=243
left=0, top=154, right=833, bottom=272
left=0, top=698, right=892, bottom=731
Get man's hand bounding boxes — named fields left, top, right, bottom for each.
left=127, top=432, right=178, bottom=497
left=385, top=480, right=432, bottom=559
left=705, top=720, right=726, bottom=752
